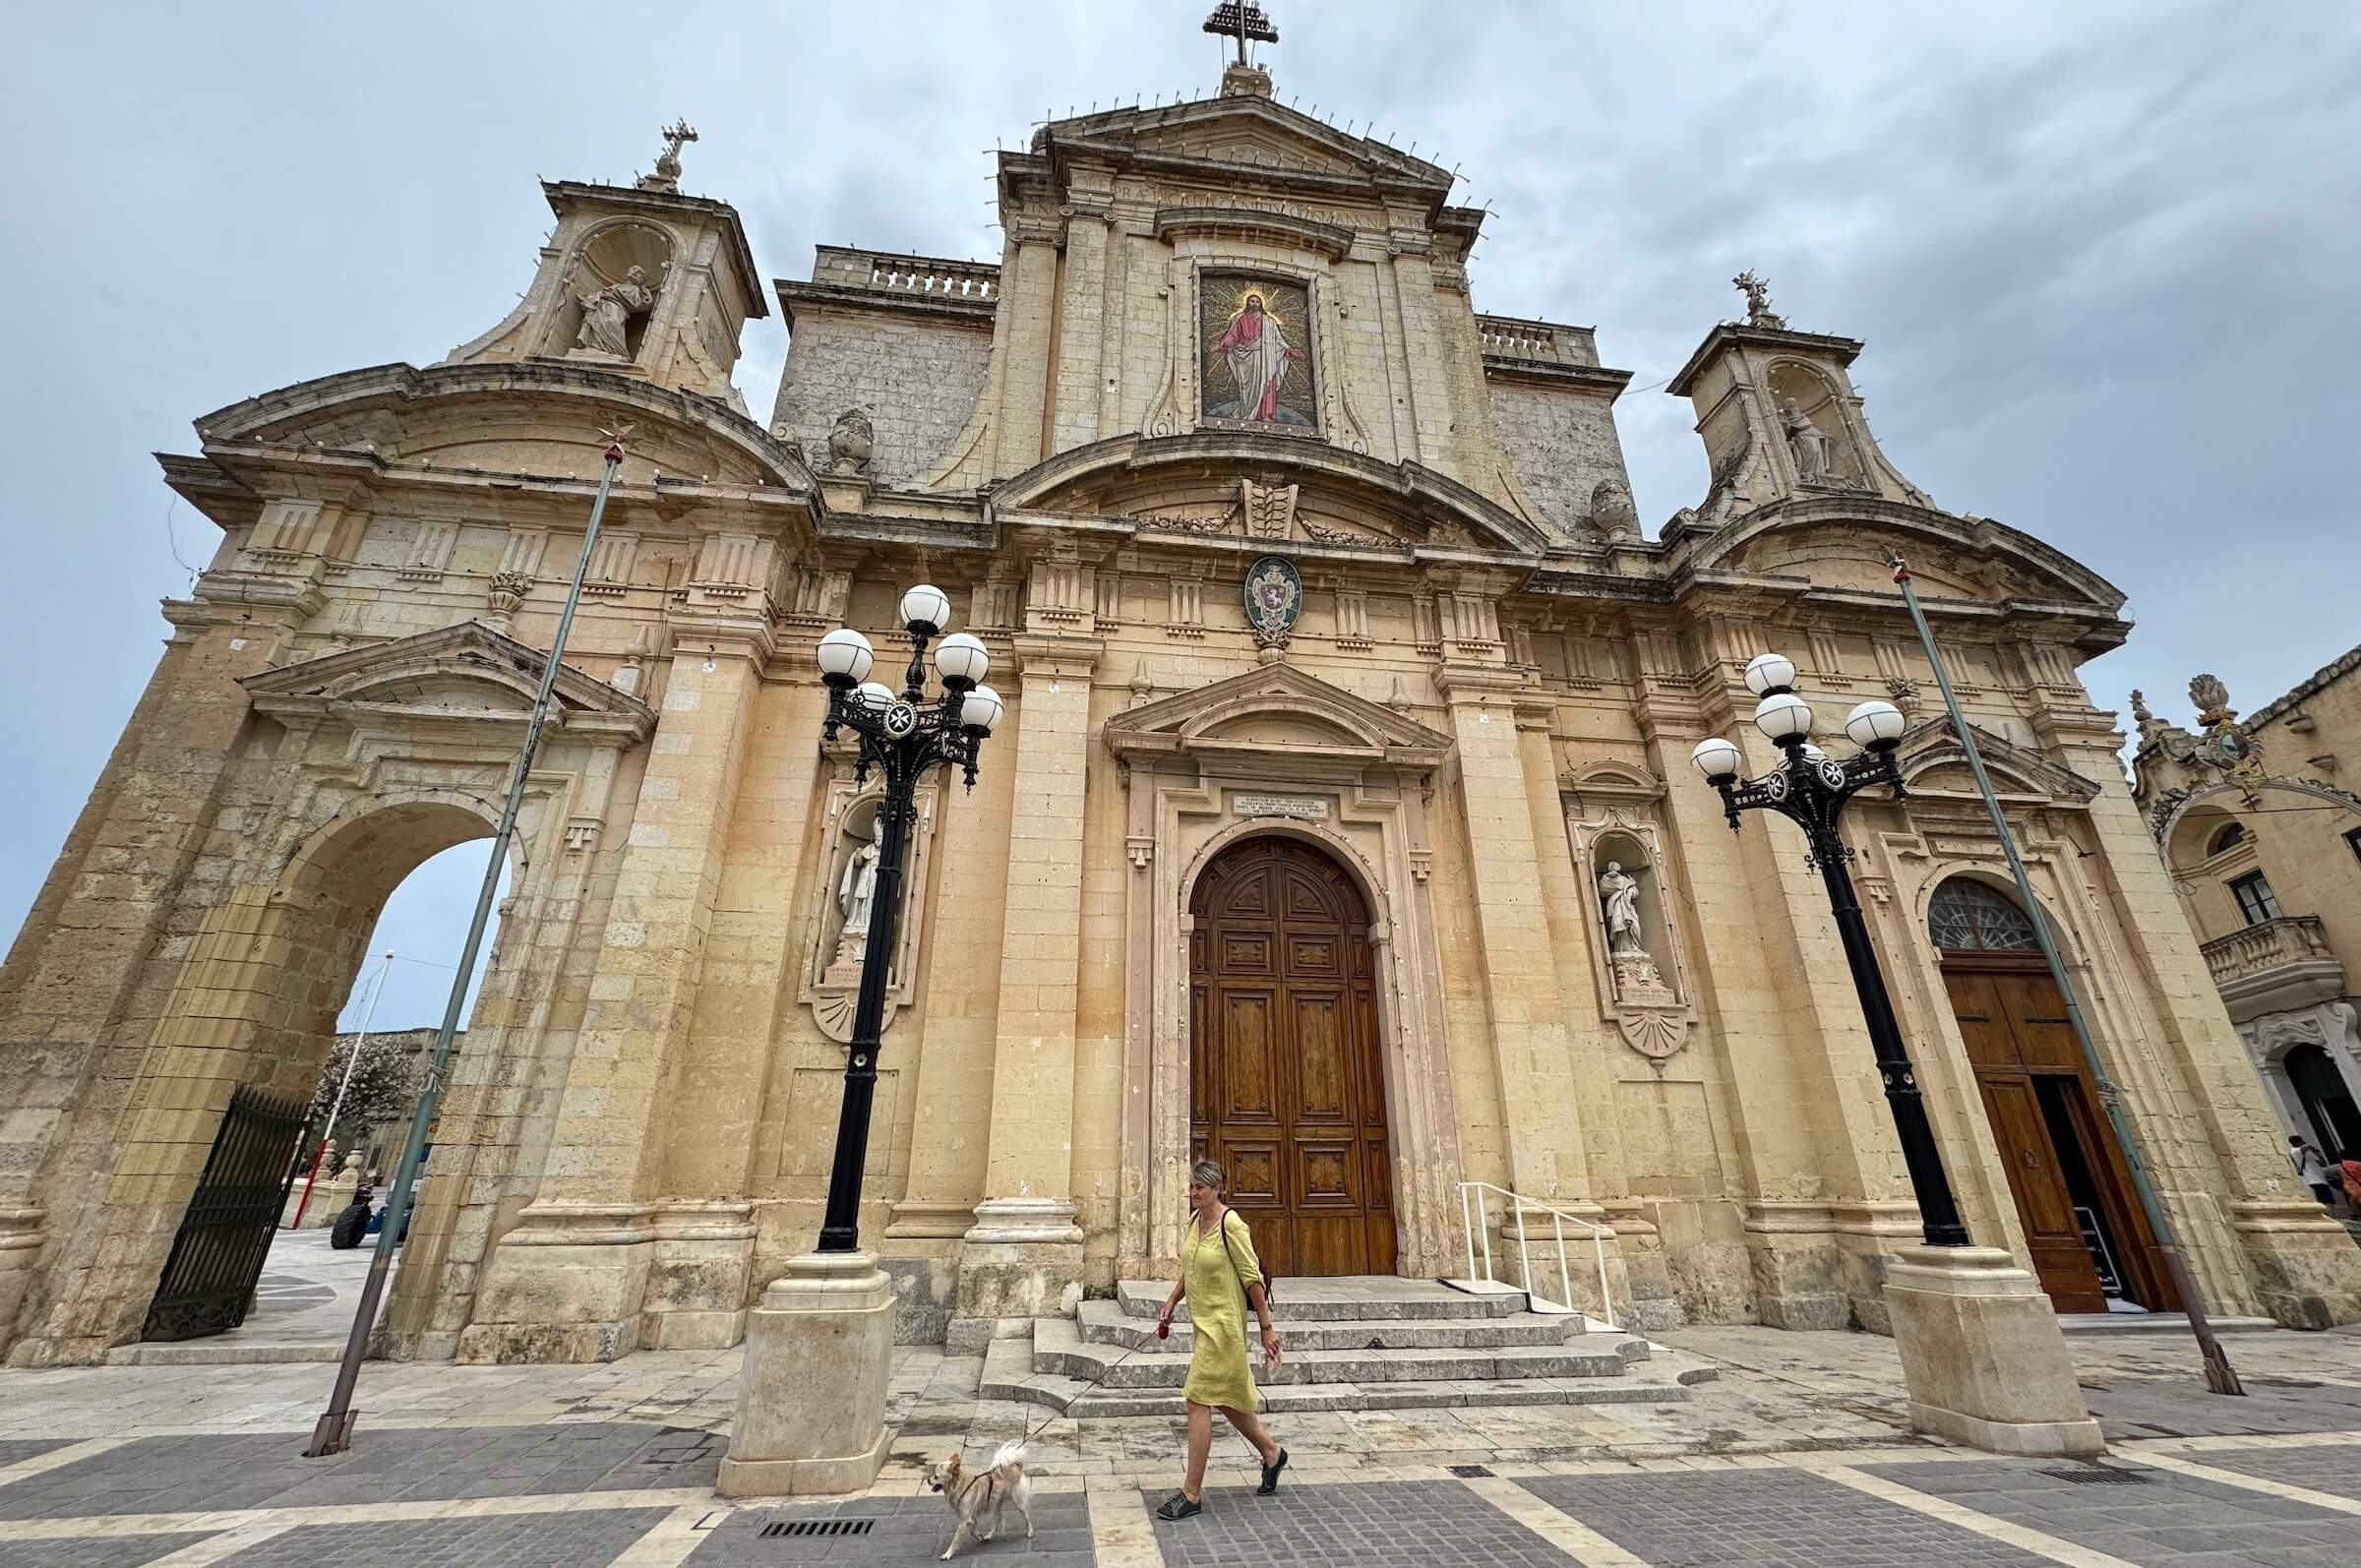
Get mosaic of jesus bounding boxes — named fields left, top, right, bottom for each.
left=1200, top=276, right=1316, bottom=428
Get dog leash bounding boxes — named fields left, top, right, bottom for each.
left=1021, top=1336, right=1149, bottom=1445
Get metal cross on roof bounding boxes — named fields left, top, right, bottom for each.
left=1203, top=2, right=1278, bottom=65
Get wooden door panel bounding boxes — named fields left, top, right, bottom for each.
left=1943, top=971, right=2021, bottom=1071
left=1218, top=990, right=1278, bottom=1121
left=1190, top=836, right=1397, bottom=1277
left=1977, top=1072, right=2106, bottom=1312
left=1291, top=992, right=1350, bottom=1122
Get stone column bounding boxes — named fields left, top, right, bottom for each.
left=457, top=614, right=771, bottom=1363
left=1050, top=172, right=1115, bottom=452
left=990, top=218, right=1064, bottom=480
left=955, top=635, right=1100, bottom=1343
left=1433, top=667, right=1590, bottom=1212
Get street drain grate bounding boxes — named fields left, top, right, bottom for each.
left=2039, top=1468, right=2150, bottom=1484
left=761, top=1518, right=877, bottom=1538
left=1447, top=1464, right=1494, bottom=1478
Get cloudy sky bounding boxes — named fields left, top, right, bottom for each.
left=4, top=2, right=2355, bottom=1030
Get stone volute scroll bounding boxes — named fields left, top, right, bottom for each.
left=1562, top=759, right=1697, bottom=1064
left=800, top=775, right=940, bottom=1045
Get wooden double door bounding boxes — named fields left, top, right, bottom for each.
left=1941, top=955, right=2173, bottom=1314
left=1189, top=836, right=1398, bottom=1279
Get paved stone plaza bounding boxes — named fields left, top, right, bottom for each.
left=4, top=1325, right=2361, bottom=1563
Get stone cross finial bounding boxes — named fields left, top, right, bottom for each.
left=637, top=118, right=699, bottom=193
left=1732, top=270, right=1787, bottom=330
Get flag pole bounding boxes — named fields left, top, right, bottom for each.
left=290, top=952, right=392, bottom=1229
left=1891, top=552, right=2241, bottom=1395
left=305, top=425, right=635, bottom=1457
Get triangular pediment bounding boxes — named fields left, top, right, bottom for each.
left=1897, top=716, right=2098, bottom=805
left=1047, top=95, right=1451, bottom=192
left=241, top=621, right=655, bottom=743
left=1104, top=662, right=1452, bottom=769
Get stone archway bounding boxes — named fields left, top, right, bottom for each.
left=3, top=624, right=653, bottom=1365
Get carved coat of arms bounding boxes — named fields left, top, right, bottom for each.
left=1242, top=556, right=1302, bottom=649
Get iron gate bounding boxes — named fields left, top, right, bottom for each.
left=141, top=1084, right=311, bottom=1341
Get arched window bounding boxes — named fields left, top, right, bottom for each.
left=2209, top=821, right=2247, bottom=855
left=1928, top=879, right=2042, bottom=952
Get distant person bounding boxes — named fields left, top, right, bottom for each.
left=2338, top=1148, right=2361, bottom=1212
left=2289, top=1135, right=2335, bottom=1206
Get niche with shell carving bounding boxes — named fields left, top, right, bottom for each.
left=542, top=219, right=675, bottom=365
left=798, top=770, right=940, bottom=1044
left=1561, top=762, right=1698, bottom=1064
left=1767, top=362, right=1863, bottom=491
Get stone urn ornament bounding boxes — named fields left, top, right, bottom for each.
left=827, top=407, right=875, bottom=474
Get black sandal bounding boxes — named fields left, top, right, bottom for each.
left=1155, top=1492, right=1203, bottom=1520
left=1258, top=1447, right=1289, bottom=1495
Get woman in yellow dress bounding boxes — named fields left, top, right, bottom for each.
left=1153, top=1160, right=1287, bottom=1521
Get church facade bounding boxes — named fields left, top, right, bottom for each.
left=4, top=59, right=2357, bottom=1369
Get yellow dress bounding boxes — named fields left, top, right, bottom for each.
left=1181, top=1208, right=1264, bottom=1412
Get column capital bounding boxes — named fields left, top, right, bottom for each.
left=1010, top=633, right=1102, bottom=681
left=668, top=607, right=776, bottom=668
left=1431, top=663, right=1524, bottom=701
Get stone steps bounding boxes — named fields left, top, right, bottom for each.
left=981, top=1330, right=1706, bottom=1417
left=1035, top=1315, right=1645, bottom=1388
left=978, top=1277, right=1715, bottom=1417
left=1078, top=1299, right=1584, bottom=1355
left=1113, top=1276, right=1523, bottom=1324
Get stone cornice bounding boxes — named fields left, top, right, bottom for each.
left=540, top=179, right=766, bottom=319
left=1152, top=206, right=1353, bottom=261
left=773, top=278, right=997, bottom=329
left=1665, top=323, right=1867, bottom=396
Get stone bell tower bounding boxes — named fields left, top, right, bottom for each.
left=1665, top=270, right=1933, bottom=520
left=439, top=120, right=767, bottom=408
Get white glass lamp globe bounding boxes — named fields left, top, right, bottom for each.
left=1753, top=691, right=1814, bottom=745
left=1798, top=743, right=1828, bottom=764
left=960, top=684, right=1003, bottom=734
left=855, top=681, right=898, bottom=710
left=1691, top=736, right=1743, bottom=783
left=1845, top=698, right=1907, bottom=750
left=900, top=583, right=952, bottom=636
left=1743, top=652, right=1797, bottom=695
left=816, top=627, right=875, bottom=685
left=935, top=632, right=990, bottom=690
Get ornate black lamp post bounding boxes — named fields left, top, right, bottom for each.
left=811, top=585, right=1001, bottom=1254
left=1690, top=652, right=1969, bottom=1249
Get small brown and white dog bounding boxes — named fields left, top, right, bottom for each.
left=924, top=1438, right=1033, bottom=1559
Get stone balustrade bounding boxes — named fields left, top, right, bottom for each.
left=2203, top=913, right=2338, bottom=989
left=811, top=245, right=999, bottom=302
left=1477, top=313, right=1600, bottom=368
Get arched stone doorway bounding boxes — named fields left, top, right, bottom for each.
left=2285, top=1044, right=2361, bottom=1159
left=1188, top=834, right=1397, bottom=1278
left=1928, top=877, right=2174, bottom=1314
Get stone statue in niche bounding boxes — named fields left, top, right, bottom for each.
left=574, top=266, right=660, bottom=359
left=823, top=816, right=884, bottom=986
left=838, top=827, right=881, bottom=940
left=1781, top=396, right=1833, bottom=483
left=1595, top=855, right=1674, bottom=1004
left=1600, top=863, right=1646, bottom=955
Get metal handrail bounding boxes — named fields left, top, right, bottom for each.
left=1456, top=1180, right=1616, bottom=1330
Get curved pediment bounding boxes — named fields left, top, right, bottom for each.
left=241, top=622, right=655, bottom=744
left=1105, top=662, right=1453, bottom=771
left=992, top=433, right=1550, bottom=556
left=191, top=361, right=815, bottom=496
left=1684, top=499, right=2123, bottom=617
